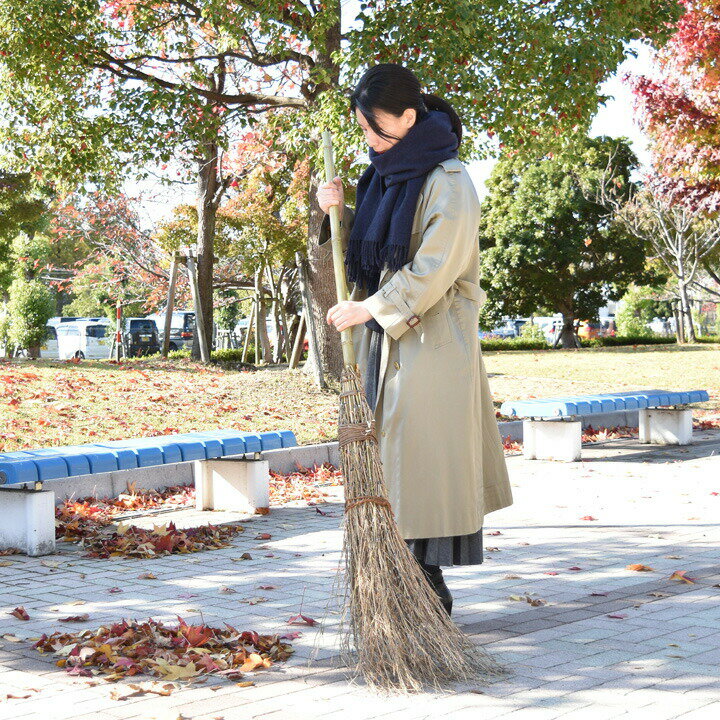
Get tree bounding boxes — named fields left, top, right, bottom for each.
left=596, top=176, right=720, bottom=343
left=7, top=277, right=55, bottom=357
left=0, top=0, right=681, bottom=372
left=0, top=170, right=53, bottom=298
left=629, top=0, right=720, bottom=213
left=478, top=136, right=659, bottom=348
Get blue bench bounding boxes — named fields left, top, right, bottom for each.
left=500, top=389, right=709, bottom=461
left=0, top=430, right=297, bottom=485
left=0, top=430, right=297, bottom=556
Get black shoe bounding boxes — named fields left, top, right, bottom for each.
left=419, top=562, right=453, bottom=617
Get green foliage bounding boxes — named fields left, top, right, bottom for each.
left=7, top=277, right=55, bottom=352
left=580, top=335, right=675, bottom=347
left=519, top=321, right=547, bottom=343
left=478, top=136, right=662, bottom=330
left=215, top=289, right=242, bottom=331
left=480, top=337, right=549, bottom=351
left=0, top=169, right=53, bottom=292
left=0, top=1, right=682, bottom=192
left=615, top=285, right=656, bottom=337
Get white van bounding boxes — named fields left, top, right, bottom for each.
left=39, top=324, right=60, bottom=359
left=56, top=319, right=112, bottom=360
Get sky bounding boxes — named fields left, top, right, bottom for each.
left=129, top=10, right=658, bottom=227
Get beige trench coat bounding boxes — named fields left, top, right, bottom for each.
left=319, top=156, right=513, bottom=539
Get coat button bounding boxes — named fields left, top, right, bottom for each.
left=394, top=361, right=400, bottom=370
left=381, top=430, right=386, bottom=437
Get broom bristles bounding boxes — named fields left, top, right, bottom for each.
left=314, top=364, right=510, bottom=696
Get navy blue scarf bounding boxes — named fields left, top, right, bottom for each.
left=345, top=109, right=459, bottom=333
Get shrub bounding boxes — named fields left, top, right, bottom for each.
left=8, top=278, right=55, bottom=357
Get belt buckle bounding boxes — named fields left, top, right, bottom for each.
left=406, top=314, right=421, bottom=328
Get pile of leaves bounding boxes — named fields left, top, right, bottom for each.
left=82, top=521, right=244, bottom=559
left=269, top=462, right=342, bottom=505
left=582, top=425, right=638, bottom=443
left=56, top=483, right=195, bottom=541
left=33, top=616, right=294, bottom=681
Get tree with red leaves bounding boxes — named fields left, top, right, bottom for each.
left=629, top=0, right=720, bottom=213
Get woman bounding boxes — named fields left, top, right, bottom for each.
left=316, top=63, right=513, bottom=617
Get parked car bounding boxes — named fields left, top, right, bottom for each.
left=39, top=324, right=60, bottom=359
left=123, top=318, right=160, bottom=357
left=478, top=320, right=518, bottom=339
left=56, top=319, right=112, bottom=359
left=147, top=310, right=195, bottom=351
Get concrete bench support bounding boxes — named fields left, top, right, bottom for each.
left=194, top=458, right=270, bottom=513
left=523, top=419, right=582, bottom=462
left=0, top=489, right=56, bottom=556
left=639, top=408, right=693, bottom=445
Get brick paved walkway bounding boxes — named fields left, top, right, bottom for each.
left=1, top=429, right=719, bottom=719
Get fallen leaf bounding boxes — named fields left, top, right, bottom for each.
left=580, top=516, right=597, bottom=521
left=10, top=606, right=30, bottom=621
left=608, top=614, right=628, bottom=619
left=669, top=570, right=696, bottom=584
left=626, top=564, right=654, bottom=572
left=58, top=614, right=89, bottom=622
left=138, top=572, right=157, bottom=580
left=287, top=613, right=318, bottom=626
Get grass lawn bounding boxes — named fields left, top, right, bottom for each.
left=1, top=343, right=718, bottom=452
left=483, top=343, right=720, bottom=417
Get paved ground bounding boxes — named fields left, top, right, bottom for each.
left=1, top=429, right=720, bottom=719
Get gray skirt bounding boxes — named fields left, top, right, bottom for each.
left=364, top=329, right=484, bottom=568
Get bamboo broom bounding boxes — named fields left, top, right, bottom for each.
left=317, top=130, right=510, bottom=695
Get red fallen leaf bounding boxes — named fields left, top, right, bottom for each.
left=10, top=606, right=29, bottom=620
left=607, top=614, right=628, bottom=619
left=258, top=585, right=276, bottom=590
left=66, top=665, right=92, bottom=676
left=590, top=592, right=608, bottom=596
left=486, top=530, right=502, bottom=536
left=179, top=623, right=214, bottom=648
left=58, top=614, right=90, bottom=622
left=568, top=566, right=582, bottom=571
left=669, top=570, right=696, bottom=584
left=108, top=587, right=123, bottom=594
left=544, top=571, right=560, bottom=576
left=280, top=631, right=303, bottom=640
left=711, top=492, right=719, bottom=496
left=255, top=533, right=272, bottom=540
left=287, top=613, right=318, bottom=627
left=580, top=516, right=597, bottom=521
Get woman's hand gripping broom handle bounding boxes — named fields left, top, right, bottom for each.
left=321, top=130, right=357, bottom=369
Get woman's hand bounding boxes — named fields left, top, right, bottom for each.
left=327, top=300, right=373, bottom=332
left=316, top=175, right=345, bottom=217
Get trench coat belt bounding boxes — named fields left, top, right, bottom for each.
left=452, top=279, right=487, bottom=307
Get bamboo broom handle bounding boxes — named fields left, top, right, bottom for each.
left=321, top=130, right=356, bottom=368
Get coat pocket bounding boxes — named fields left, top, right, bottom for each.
left=425, top=297, right=453, bottom=349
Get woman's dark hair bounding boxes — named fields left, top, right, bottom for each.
left=349, top=63, right=463, bottom=146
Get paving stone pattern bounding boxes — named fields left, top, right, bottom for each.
left=1, top=430, right=719, bottom=719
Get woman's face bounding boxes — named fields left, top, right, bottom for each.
left=355, top=106, right=417, bottom=153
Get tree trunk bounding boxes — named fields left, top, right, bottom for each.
left=254, top=267, right=272, bottom=362
left=192, top=138, right=219, bottom=362
left=556, top=311, right=579, bottom=349
left=678, top=281, right=696, bottom=342
left=303, top=174, right=344, bottom=382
